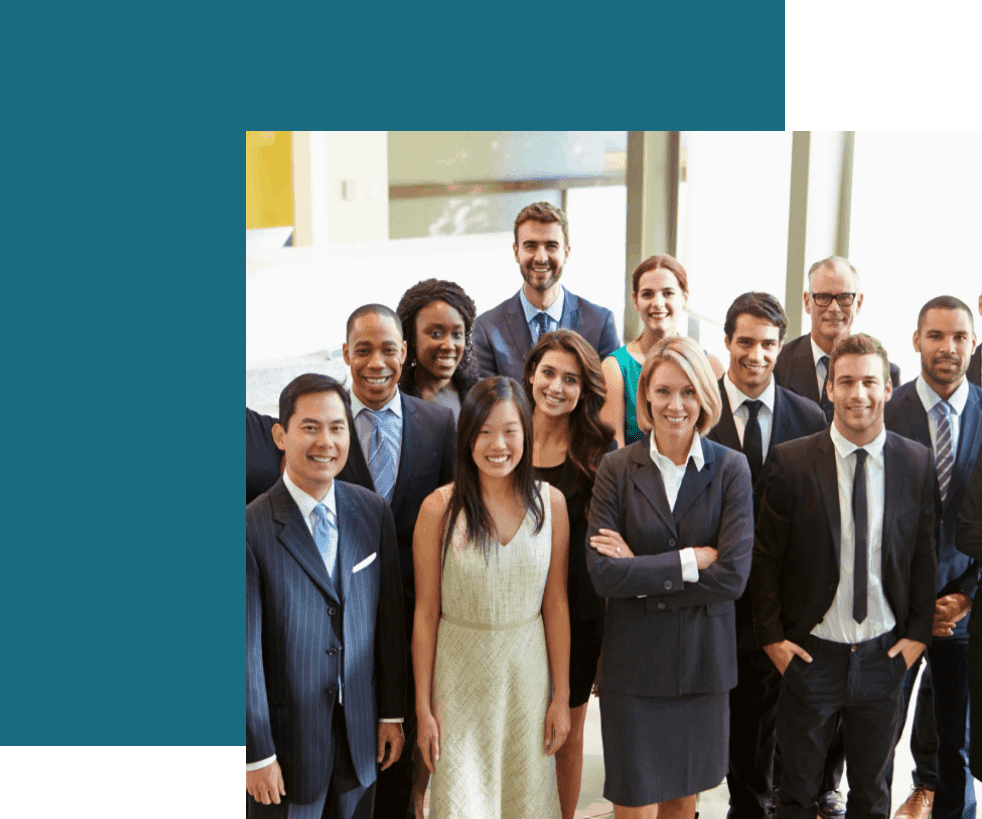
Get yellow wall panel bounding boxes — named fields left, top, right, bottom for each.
left=246, top=131, right=294, bottom=229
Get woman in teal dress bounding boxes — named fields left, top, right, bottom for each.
left=601, top=255, right=724, bottom=447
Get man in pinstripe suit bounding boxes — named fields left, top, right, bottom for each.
left=247, top=374, right=407, bottom=819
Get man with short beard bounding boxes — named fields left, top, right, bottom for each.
left=885, top=295, right=982, bottom=819
left=472, top=202, right=619, bottom=382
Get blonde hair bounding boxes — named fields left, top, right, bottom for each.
left=635, top=335, right=722, bottom=435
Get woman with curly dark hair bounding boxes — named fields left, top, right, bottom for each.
left=523, top=329, right=615, bottom=819
left=396, top=278, right=478, bottom=423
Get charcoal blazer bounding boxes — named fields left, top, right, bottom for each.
left=885, top=379, right=982, bottom=613
left=751, top=429, right=938, bottom=648
left=246, top=478, right=406, bottom=803
left=337, top=391, right=456, bottom=634
left=706, top=379, right=826, bottom=648
left=585, top=437, right=754, bottom=697
left=472, top=289, right=619, bottom=382
left=774, top=333, right=901, bottom=407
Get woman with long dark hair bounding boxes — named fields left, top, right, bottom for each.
left=523, top=329, right=615, bottom=819
left=412, top=376, right=571, bottom=818
left=396, top=278, right=478, bottom=422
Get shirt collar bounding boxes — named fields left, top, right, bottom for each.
left=649, top=430, right=705, bottom=472
left=283, top=468, right=337, bottom=521
left=724, top=372, right=775, bottom=415
left=519, top=286, right=565, bottom=326
left=350, top=388, right=403, bottom=420
left=810, top=335, right=831, bottom=368
left=915, top=373, right=969, bottom=416
left=830, top=421, right=886, bottom=464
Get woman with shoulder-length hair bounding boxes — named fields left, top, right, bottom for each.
left=412, top=376, right=571, bottom=819
left=601, top=254, right=725, bottom=448
left=523, top=329, right=615, bottom=819
left=587, top=335, right=754, bottom=819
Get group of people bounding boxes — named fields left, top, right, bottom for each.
left=245, top=201, right=982, bottom=819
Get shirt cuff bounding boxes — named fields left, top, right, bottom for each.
left=246, top=754, right=276, bottom=772
left=679, top=548, right=699, bottom=583
left=379, top=718, right=404, bottom=723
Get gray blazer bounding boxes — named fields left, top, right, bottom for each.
left=586, top=437, right=754, bottom=697
left=472, top=289, right=619, bottom=382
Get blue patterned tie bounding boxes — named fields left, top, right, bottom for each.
left=534, top=311, right=550, bottom=343
left=364, top=408, right=398, bottom=502
left=819, top=355, right=834, bottom=422
left=935, top=401, right=955, bottom=504
left=312, top=503, right=338, bottom=590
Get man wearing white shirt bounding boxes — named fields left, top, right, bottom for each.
left=247, top=374, right=406, bottom=818
left=708, top=292, right=826, bottom=819
left=752, top=333, right=937, bottom=819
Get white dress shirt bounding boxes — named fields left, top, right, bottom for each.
left=811, top=336, right=831, bottom=398
left=915, top=373, right=968, bottom=454
left=648, top=431, right=705, bottom=582
left=723, top=373, right=776, bottom=455
left=811, top=424, right=896, bottom=644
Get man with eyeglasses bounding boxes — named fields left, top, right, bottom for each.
left=775, top=257, right=901, bottom=424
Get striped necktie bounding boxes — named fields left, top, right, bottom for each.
left=935, top=400, right=955, bottom=504
left=363, top=407, right=398, bottom=502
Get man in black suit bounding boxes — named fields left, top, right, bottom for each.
left=752, top=333, right=938, bottom=819
left=472, top=201, right=619, bottom=381
left=338, top=304, right=456, bottom=819
left=708, top=292, right=826, bottom=819
left=774, top=256, right=900, bottom=422
left=885, top=296, right=981, bottom=819
left=247, top=374, right=407, bottom=819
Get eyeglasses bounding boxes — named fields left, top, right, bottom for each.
left=810, top=292, right=857, bottom=307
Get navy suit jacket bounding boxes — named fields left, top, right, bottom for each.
left=774, top=333, right=901, bottom=408
left=472, top=288, right=619, bottom=382
left=751, top=429, right=938, bottom=648
left=884, top=379, right=982, bottom=625
left=246, top=478, right=406, bottom=801
left=957, top=456, right=982, bottom=636
left=707, top=379, right=827, bottom=647
left=337, top=391, right=456, bottom=634
left=586, top=437, right=754, bottom=697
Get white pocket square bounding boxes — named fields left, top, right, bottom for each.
left=352, top=552, right=377, bottom=573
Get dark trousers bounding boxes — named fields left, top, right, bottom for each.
left=895, top=635, right=975, bottom=819
left=775, top=633, right=906, bottom=819
left=970, top=635, right=982, bottom=780
left=373, top=645, right=416, bottom=819
left=248, top=705, right=375, bottom=819
left=894, top=659, right=938, bottom=789
left=728, top=648, right=782, bottom=819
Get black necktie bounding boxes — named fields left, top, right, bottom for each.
left=819, top=355, right=834, bottom=422
left=852, top=448, right=868, bottom=623
left=742, top=400, right=763, bottom=484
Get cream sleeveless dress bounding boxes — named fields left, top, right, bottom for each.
left=429, top=483, right=559, bottom=819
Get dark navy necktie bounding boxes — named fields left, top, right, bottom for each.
left=819, top=355, right=834, bottom=422
left=852, top=448, right=868, bottom=623
left=742, top=399, right=763, bottom=484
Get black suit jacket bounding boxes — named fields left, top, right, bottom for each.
left=751, top=429, right=938, bottom=648
left=969, top=345, right=981, bottom=388
left=884, top=380, right=982, bottom=619
left=337, top=391, right=456, bottom=633
left=472, top=288, right=619, bottom=382
left=246, top=479, right=406, bottom=800
left=707, top=379, right=827, bottom=647
left=586, top=437, right=754, bottom=697
left=773, top=333, right=901, bottom=409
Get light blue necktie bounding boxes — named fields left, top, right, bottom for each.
left=533, top=311, right=551, bottom=343
left=363, top=408, right=398, bottom=502
left=312, top=503, right=338, bottom=590
left=935, top=400, right=955, bottom=503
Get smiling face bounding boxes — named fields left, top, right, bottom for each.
left=273, top=391, right=350, bottom=500
left=514, top=220, right=569, bottom=299
left=471, top=399, right=524, bottom=480
left=914, top=307, right=976, bottom=399
left=414, top=299, right=466, bottom=385
left=724, top=313, right=782, bottom=398
left=805, top=266, right=863, bottom=352
left=529, top=349, right=583, bottom=419
left=634, top=269, right=687, bottom=338
left=828, top=353, right=892, bottom=445
left=343, top=311, right=408, bottom=410
left=646, top=360, right=701, bottom=444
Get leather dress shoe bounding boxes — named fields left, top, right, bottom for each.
left=893, top=786, right=934, bottom=819
left=817, top=790, right=846, bottom=818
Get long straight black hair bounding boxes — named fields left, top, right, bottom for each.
left=441, top=376, right=545, bottom=562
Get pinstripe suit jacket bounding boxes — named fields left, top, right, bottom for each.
left=246, top=478, right=406, bottom=801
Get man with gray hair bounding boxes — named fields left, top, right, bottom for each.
left=774, top=256, right=900, bottom=423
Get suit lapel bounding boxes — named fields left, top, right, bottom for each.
left=505, top=294, right=532, bottom=356
left=390, top=393, right=417, bottom=513
left=771, top=386, right=795, bottom=446
left=814, top=432, right=842, bottom=571
left=793, top=338, right=821, bottom=404
left=882, top=434, right=902, bottom=558
left=674, top=439, right=717, bottom=523
left=269, top=480, right=339, bottom=603
left=335, top=482, right=371, bottom=604
left=955, top=388, right=982, bottom=497
left=338, top=418, right=375, bottom=492
left=899, top=388, right=931, bottom=447
left=710, top=377, right=742, bottom=451
left=628, top=443, right=677, bottom=535
left=560, top=290, right=581, bottom=332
